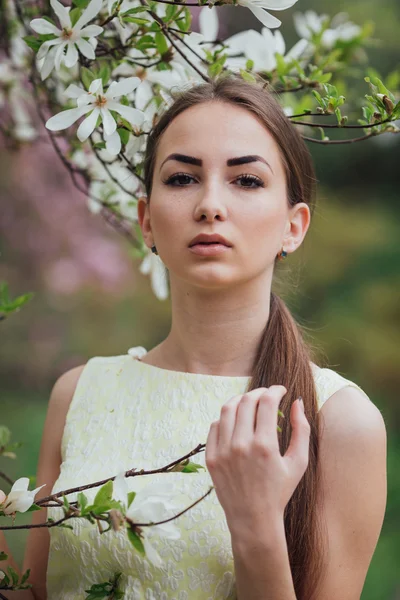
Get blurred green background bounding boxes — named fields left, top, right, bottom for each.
left=1, top=0, right=399, bottom=597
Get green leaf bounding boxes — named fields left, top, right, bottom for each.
left=123, top=16, right=149, bottom=25
left=23, top=35, right=42, bottom=52
left=73, top=0, right=90, bottom=7
left=93, top=480, right=113, bottom=507
left=98, top=64, right=111, bottom=87
left=127, top=527, right=146, bottom=555
left=0, top=425, right=11, bottom=447
left=181, top=461, right=206, bottom=473
left=0, top=552, right=8, bottom=561
left=117, top=128, right=130, bottom=145
left=20, top=568, right=31, bottom=586
left=165, top=4, right=178, bottom=22
left=8, top=566, right=19, bottom=586
left=93, top=142, right=106, bottom=149
left=69, top=7, right=82, bottom=27
left=78, top=492, right=89, bottom=513
left=155, top=31, right=169, bottom=55
left=239, top=69, right=256, bottom=83
left=127, top=491, right=136, bottom=508
left=122, top=6, right=151, bottom=15
left=274, top=53, right=287, bottom=77
left=26, top=503, right=41, bottom=513
left=81, top=66, right=96, bottom=91
left=245, top=58, right=254, bottom=71
left=58, top=522, right=74, bottom=530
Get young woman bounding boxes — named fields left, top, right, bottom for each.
left=14, top=74, right=386, bottom=600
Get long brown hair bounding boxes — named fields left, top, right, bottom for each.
left=142, top=72, right=327, bottom=600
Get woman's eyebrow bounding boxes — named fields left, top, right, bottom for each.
left=159, top=153, right=273, bottom=174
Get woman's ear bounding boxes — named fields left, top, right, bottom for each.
left=137, top=195, right=153, bottom=249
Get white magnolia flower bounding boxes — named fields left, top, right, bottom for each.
left=236, top=0, right=299, bottom=29
left=30, top=0, right=103, bottom=80
left=1, top=477, right=46, bottom=515
left=88, top=159, right=140, bottom=220
left=45, top=77, right=145, bottom=156
left=139, top=251, right=169, bottom=301
left=113, top=471, right=181, bottom=567
left=224, top=26, right=309, bottom=72
left=293, top=10, right=361, bottom=49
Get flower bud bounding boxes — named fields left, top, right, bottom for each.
left=109, top=509, right=124, bottom=532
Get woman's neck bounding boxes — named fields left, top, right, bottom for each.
left=148, top=275, right=273, bottom=377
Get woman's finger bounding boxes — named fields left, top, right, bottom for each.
left=254, top=385, right=287, bottom=437
left=284, top=398, right=311, bottom=473
left=219, top=389, right=268, bottom=451
left=205, top=419, right=219, bottom=467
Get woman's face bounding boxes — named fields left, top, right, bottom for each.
left=138, top=101, right=310, bottom=291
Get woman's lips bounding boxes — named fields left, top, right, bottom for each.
left=189, top=243, right=231, bottom=256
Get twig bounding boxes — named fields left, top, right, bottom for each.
left=291, top=116, right=392, bottom=129
left=0, top=470, right=14, bottom=486
left=303, top=132, right=376, bottom=144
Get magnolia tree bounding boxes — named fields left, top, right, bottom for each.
left=0, top=0, right=399, bottom=594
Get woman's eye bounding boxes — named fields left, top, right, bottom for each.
left=235, top=175, right=265, bottom=189
left=163, top=173, right=196, bottom=186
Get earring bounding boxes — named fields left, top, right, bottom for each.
left=151, top=245, right=158, bottom=255
left=277, top=248, right=287, bottom=260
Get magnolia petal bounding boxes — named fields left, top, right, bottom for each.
left=100, top=107, right=117, bottom=136
left=37, top=38, right=61, bottom=61
left=74, top=0, right=103, bottom=31
left=77, top=107, right=100, bottom=141
left=79, top=24, right=103, bottom=37
left=251, top=0, right=298, bottom=9
left=89, top=78, right=103, bottom=95
left=139, top=253, right=151, bottom=275
left=64, top=41, right=79, bottom=67
left=153, top=520, right=181, bottom=540
left=107, top=101, right=144, bottom=128
left=293, top=12, right=309, bottom=39
left=64, top=83, right=86, bottom=98
left=151, top=260, right=169, bottom=301
left=31, top=484, right=47, bottom=496
left=54, top=41, right=67, bottom=71
left=244, top=4, right=281, bottom=28
left=104, top=130, right=121, bottom=155
left=30, top=18, right=61, bottom=36
left=10, top=477, right=30, bottom=492
left=46, top=104, right=93, bottom=131
left=113, top=471, right=129, bottom=505
left=135, top=80, right=153, bottom=111
left=75, top=37, right=96, bottom=60
left=106, top=77, right=141, bottom=100
left=50, top=0, right=71, bottom=28
left=5, top=492, right=34, bottom=514
left=39, top=44, right=59, bottom=80
left=199, top=6, right=219, bottom=42
left=77, top=93, right=95, bottom=107
left=286, top=37, right=309, bottom=59
left=142, top=536, right=163, bottom=567
left=273, top=29, right=286, bottom=55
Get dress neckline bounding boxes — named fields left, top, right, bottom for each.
left=127, top=346, right=252, bottom=382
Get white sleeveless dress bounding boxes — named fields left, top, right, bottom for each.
left=46, top=347, right=369, bottom=599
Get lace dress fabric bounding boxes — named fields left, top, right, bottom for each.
left=46, top=347, right=368, bottom=599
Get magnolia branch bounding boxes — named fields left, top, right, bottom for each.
left=0, top=443, right=216, bottom=533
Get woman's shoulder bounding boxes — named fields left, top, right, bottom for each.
left=310, top=362, right=370, bottom=411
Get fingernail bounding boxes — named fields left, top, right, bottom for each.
left=299, top=397, right=304, bottom=413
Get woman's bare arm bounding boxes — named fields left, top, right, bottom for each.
left=0, top=365, right=86, bottom=600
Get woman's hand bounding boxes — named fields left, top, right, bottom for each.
left=205, top=386, right=310, bottom=537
